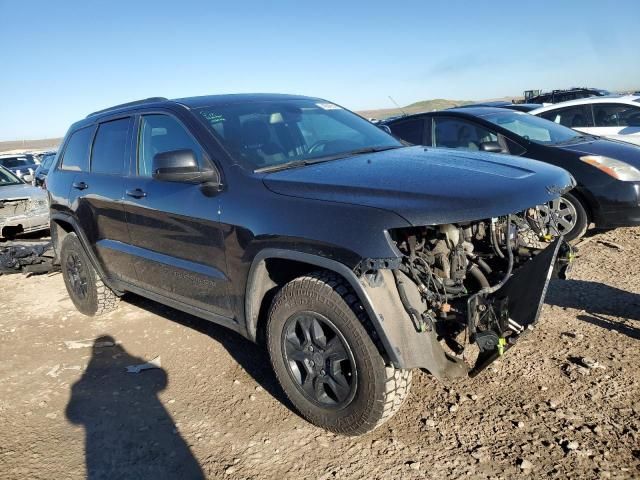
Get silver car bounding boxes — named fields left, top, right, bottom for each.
left=0, top=166, right=49, bottom=238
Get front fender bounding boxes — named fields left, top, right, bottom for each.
left=245, top=248, right=467, bottom=379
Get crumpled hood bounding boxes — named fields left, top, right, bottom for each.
left=263, top=146, right=575, bottom=225
left=557, top=137, right=640, bottom=169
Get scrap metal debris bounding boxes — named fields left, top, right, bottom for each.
left=125, top=356, right=162, bottom=374
left=0, top=241, right=57, bottom=275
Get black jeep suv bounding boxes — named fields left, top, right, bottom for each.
left=47, top=94, right=574, bottom=435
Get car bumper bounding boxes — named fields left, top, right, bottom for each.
left=0, top=210, right=50, bottom=237
left=585, top=181, right=640, bottom=228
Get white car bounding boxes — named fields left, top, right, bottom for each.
left=531, top=95, right=640, bottom=146
left=0, top=166, right=49, bottom=238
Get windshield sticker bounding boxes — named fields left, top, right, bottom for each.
left=200, top=112, right=225, bottom=123
left=316, top=103, right=342, bottom=110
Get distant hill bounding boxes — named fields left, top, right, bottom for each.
left=357, top=99, right=474, bottom=121
left=0, top=137, right=62, bottom=154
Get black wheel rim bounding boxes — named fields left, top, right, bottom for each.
left=65, top=252, right=88, bottom=299
left=282, top=312, right=357, bottom=409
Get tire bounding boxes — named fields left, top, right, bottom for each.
left=540, top=192, right=589, bottom=242
left=60, top=232, right=120, bottom=316
left=266, top=271, right=412, bottom=435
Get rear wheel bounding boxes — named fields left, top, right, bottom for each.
left=539, top=192, right=588, bottom=242
left=60, top=233, right=120, bottom=316
left=266, top=271, right=412, bottom=435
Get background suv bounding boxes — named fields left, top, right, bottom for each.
left=47, top=94, right=573, bottom=435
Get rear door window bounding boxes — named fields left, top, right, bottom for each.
left=538, top=106, right=593, bottom=128
left=433, top=117, right=498, bottom=151
left=389, top=118, right=425, bottom=145
left=91, top=118, right=132, bottom=175
left=60, top=127, right=93, bottom=172
left=593, top=104, right=640, bottom=127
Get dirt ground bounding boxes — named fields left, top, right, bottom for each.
left=1, top=228, right=639, bottom=480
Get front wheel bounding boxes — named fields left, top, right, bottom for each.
left=266, top=271, right=412, bottom=435
left=539, top=192, right=589, bottom=242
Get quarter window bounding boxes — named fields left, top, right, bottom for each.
left=60, top=127, right=93, bottom=172
left=138, top=115, right=202, bottom=177
left=91, top=118, right=131, bottom=175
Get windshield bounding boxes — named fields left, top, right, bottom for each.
left=0, top=167, right=23, bottom=186
left=482, top=111, right=584, bottom=145
left=196, top=99, right=402, bottom=170
left=0, top=157, right=32, bottom=169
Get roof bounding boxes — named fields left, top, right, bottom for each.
left=381, top=106, right=510, bottom=124
left=172, top=93, right=321, bottom=109
left=70, top=93, right=324, bottom=131
left=530, top=95, right=640, bottom=114
left=457, top=101, right=512, bottom=108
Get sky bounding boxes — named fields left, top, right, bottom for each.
left=1, top=0, right=639, bottom=140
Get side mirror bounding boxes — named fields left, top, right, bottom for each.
left=378, top=124, right=392, bottom=135
left=152, top=149, right=220, bottom=185
left=479, top=141, right=504, bottom=153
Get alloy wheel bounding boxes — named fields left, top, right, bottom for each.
left=65, top=252, right=88, bottom=299
left=282, top=312, right=357, bottom=408
left=538, top=196, right=578, bottom=236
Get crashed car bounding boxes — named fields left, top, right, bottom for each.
left=0, top=165, right=49, bottom=239
left=47, top=94, right=574, bottom=435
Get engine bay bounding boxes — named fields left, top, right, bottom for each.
left=389, top=208, right=571, bottom=374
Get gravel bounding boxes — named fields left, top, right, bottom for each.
left=1, top=227, right=639, bottom=479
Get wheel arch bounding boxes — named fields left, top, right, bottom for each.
left=566, top=187, right=594, bottom=224
left=50, top=213, right=124, bottom=295
left=244, top=249, right=401, bottom=366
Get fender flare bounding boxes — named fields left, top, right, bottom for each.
left=49, top=212, right=124, bottom=295
left=244, top=248, right=401, bottom=366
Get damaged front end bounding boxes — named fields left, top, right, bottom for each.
left=0, top=196, right=49, bottom=238
left=360, top=207, right=573, bottom=379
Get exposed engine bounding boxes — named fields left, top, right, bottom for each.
left=390, top=208, right=570, bottom=373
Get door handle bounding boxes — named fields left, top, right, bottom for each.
left=72, top=181, right=88, bottom=190
left=126, top=188, right=147, bottom=199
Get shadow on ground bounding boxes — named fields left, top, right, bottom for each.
left=122, top=294, right=294, bottom=412
left=546, top=279, right=640, bottom=339
left=66, top=336, right=205, bottom=479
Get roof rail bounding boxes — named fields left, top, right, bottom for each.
left=86, top=97, right=168, bottom=118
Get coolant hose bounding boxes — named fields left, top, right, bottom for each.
left=490, top=221, right=505, bottom=259
left=476, top=257, right=492, bottom=274
left=481, top=215, right=514, bottom=295
left=468, top=264, right=490, bottom=289
left=392, top=270, right=423, bottom=331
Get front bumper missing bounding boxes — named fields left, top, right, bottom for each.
left=467, top=238, right=566, bottom=377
